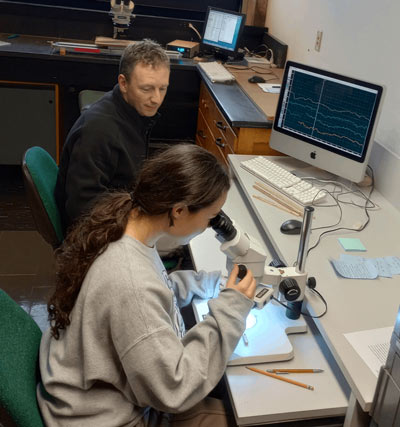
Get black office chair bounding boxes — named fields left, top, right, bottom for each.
left=22, top=146, right=64, bottom=249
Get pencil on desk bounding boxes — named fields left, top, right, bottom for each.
left=246, top=366, right=314, bottom=390
left=266, top=369, right=324, bottom=374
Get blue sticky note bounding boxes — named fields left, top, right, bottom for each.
left=338, top=238, right=366, bottom=252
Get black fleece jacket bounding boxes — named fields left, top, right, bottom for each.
left=55, top=84, right=158, bottom=233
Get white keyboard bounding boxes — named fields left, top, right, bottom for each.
left=241, top=157, right=327, bottom=205
left=198, top=61, right=235, bottom=83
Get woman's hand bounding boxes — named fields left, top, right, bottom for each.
left=225, top=264, right=257, bottom=300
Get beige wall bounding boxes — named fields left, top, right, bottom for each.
left=264, top=0, right=400, bottom=210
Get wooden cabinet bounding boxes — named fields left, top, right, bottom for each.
left=196, top=81, right=281, bottom=165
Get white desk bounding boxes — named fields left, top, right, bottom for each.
left=189, top=173, right=349, bottom=425
left=190, top=154, right=400, bottom=425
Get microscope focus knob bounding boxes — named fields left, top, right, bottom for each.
left=279, top=278, right=301, bottom=301
left=307, top=277, right=317, bottom=290
left=237, top=264, right=247, bottom=280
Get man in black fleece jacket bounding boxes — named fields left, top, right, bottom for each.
left=55, top=39, right=170, bottom=233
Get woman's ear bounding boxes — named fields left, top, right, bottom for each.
left=171, top=204, right=188, bottom=221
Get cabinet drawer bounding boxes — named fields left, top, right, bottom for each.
left=199, top=82, right=237, bottom=152
left=196, top=108, right=232, bottom=166
left=196, top=107, right=211, bottom=150
left=199, top=83, right=216, bottom=127
left=209, top=104, right=237, bottom=152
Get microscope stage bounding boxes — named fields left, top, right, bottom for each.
left=192, top=298, right=307, bottom=366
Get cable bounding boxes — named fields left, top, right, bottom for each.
left=271, top=288, right=328, bottom=319
left=306, top=166, right=376, bottom=255
left=224, top=64, right=279, bottom=80
left=188, top=23, right=201, bottom=41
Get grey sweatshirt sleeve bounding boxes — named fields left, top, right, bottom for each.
left=117, top=288, right=253, bottom=413
left=167, top=270, right=221, bottom=307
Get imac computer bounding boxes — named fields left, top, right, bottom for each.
left=270, top=61, right=385, bottom=183
left=201, top=7, right=245, bottom=61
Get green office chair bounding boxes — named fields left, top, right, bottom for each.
left=22, top=146, right=64, bottom=249
left=0, top=289, right=45, bottom=427
left=79, top=89, right=106, bottom=112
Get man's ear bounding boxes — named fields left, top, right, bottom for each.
left=118, top=74, right=127, bottom=94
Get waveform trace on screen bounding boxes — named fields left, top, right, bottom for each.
left=280, top=69, right=379, bottom=157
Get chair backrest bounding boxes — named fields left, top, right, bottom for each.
left=79, top=90, right=106, bottom=112
left=0, top=289, right=44, bottom=427
left=22, top=147, right=64, bottom=249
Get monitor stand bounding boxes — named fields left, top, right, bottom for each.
left=192, top=297, right=307, bottom=366
left=212, top=51, right=230, bottom=63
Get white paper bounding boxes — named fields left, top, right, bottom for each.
left=258, top=83, right=281, bottom=93
left=330, top=258, right=378, bottom=279
left=330, top=255, right=400, bottom=279
left=344, top=326, right=393, bottom=377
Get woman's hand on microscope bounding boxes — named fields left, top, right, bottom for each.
left=226, top=264, right=256, bottom=300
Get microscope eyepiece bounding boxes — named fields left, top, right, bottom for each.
left=209, top=210, right=237, bottom=242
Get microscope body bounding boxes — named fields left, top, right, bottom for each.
left=210, top=208, right=314, bottom=318
left=110, top=0, right=135, bottom=38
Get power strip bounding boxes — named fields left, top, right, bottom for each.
left=245, top=56, right=271, bottom=65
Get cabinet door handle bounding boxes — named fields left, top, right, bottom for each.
left=197, top=130, right=206, bottom=139
left=215, top=137, right=225, bottom=148
left=215, top=120, right=227, bottom=131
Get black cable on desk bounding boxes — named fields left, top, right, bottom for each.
left=306, top=166, right=375, bottom=256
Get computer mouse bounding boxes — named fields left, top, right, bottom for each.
left=280, top=219, right=303, bottom=235
left=248, top=75, right=266, bottom=84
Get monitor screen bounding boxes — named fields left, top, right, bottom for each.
left=270, top=61, right=384, bottom=183
left=202, top=7, right=245, bottom=58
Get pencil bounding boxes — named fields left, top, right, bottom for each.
left=266, top=369, right=324, bottom=374
left=246, top=366, right=314, bottom=390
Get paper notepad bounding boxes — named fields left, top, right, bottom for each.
left=338, top=238, right=366, bottom=251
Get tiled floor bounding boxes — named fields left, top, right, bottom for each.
left=0, top=165, right=55, bottom=332
left=0, top=230, right=55, bottom=332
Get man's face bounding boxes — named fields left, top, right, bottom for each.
left=118, top=62, right=170, bottom=117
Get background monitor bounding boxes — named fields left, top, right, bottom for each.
left=201, top=7, right=245, bottom=61
left=270, top=61, right=384, bottom=183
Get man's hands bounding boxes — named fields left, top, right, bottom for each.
left=225, top=264, right=257, bottom=300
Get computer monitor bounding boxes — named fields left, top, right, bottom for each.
left=270, top=61, right=384, bottom=183
left=201, top=7, right=245, bottom=61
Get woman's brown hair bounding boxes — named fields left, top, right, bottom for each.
left=48, top=144, right=230, bottom=338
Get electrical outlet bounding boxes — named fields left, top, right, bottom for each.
left=315, top=30, right=323, bottom=52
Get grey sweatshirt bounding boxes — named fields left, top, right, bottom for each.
left=37, top=235, right=253, bottom=426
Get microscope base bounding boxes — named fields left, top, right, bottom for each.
left=192, top=298, right=307, bottom=366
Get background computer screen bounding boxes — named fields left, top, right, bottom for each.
left=202, top=7, right=245, bottom=58
left=270, top=61, right=384, bottom=183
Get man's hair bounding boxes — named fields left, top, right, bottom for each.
left=119, top=38, right=170, bottom=81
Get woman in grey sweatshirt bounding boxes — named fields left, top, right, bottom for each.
left=37, top=144, right=256, bottom=426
